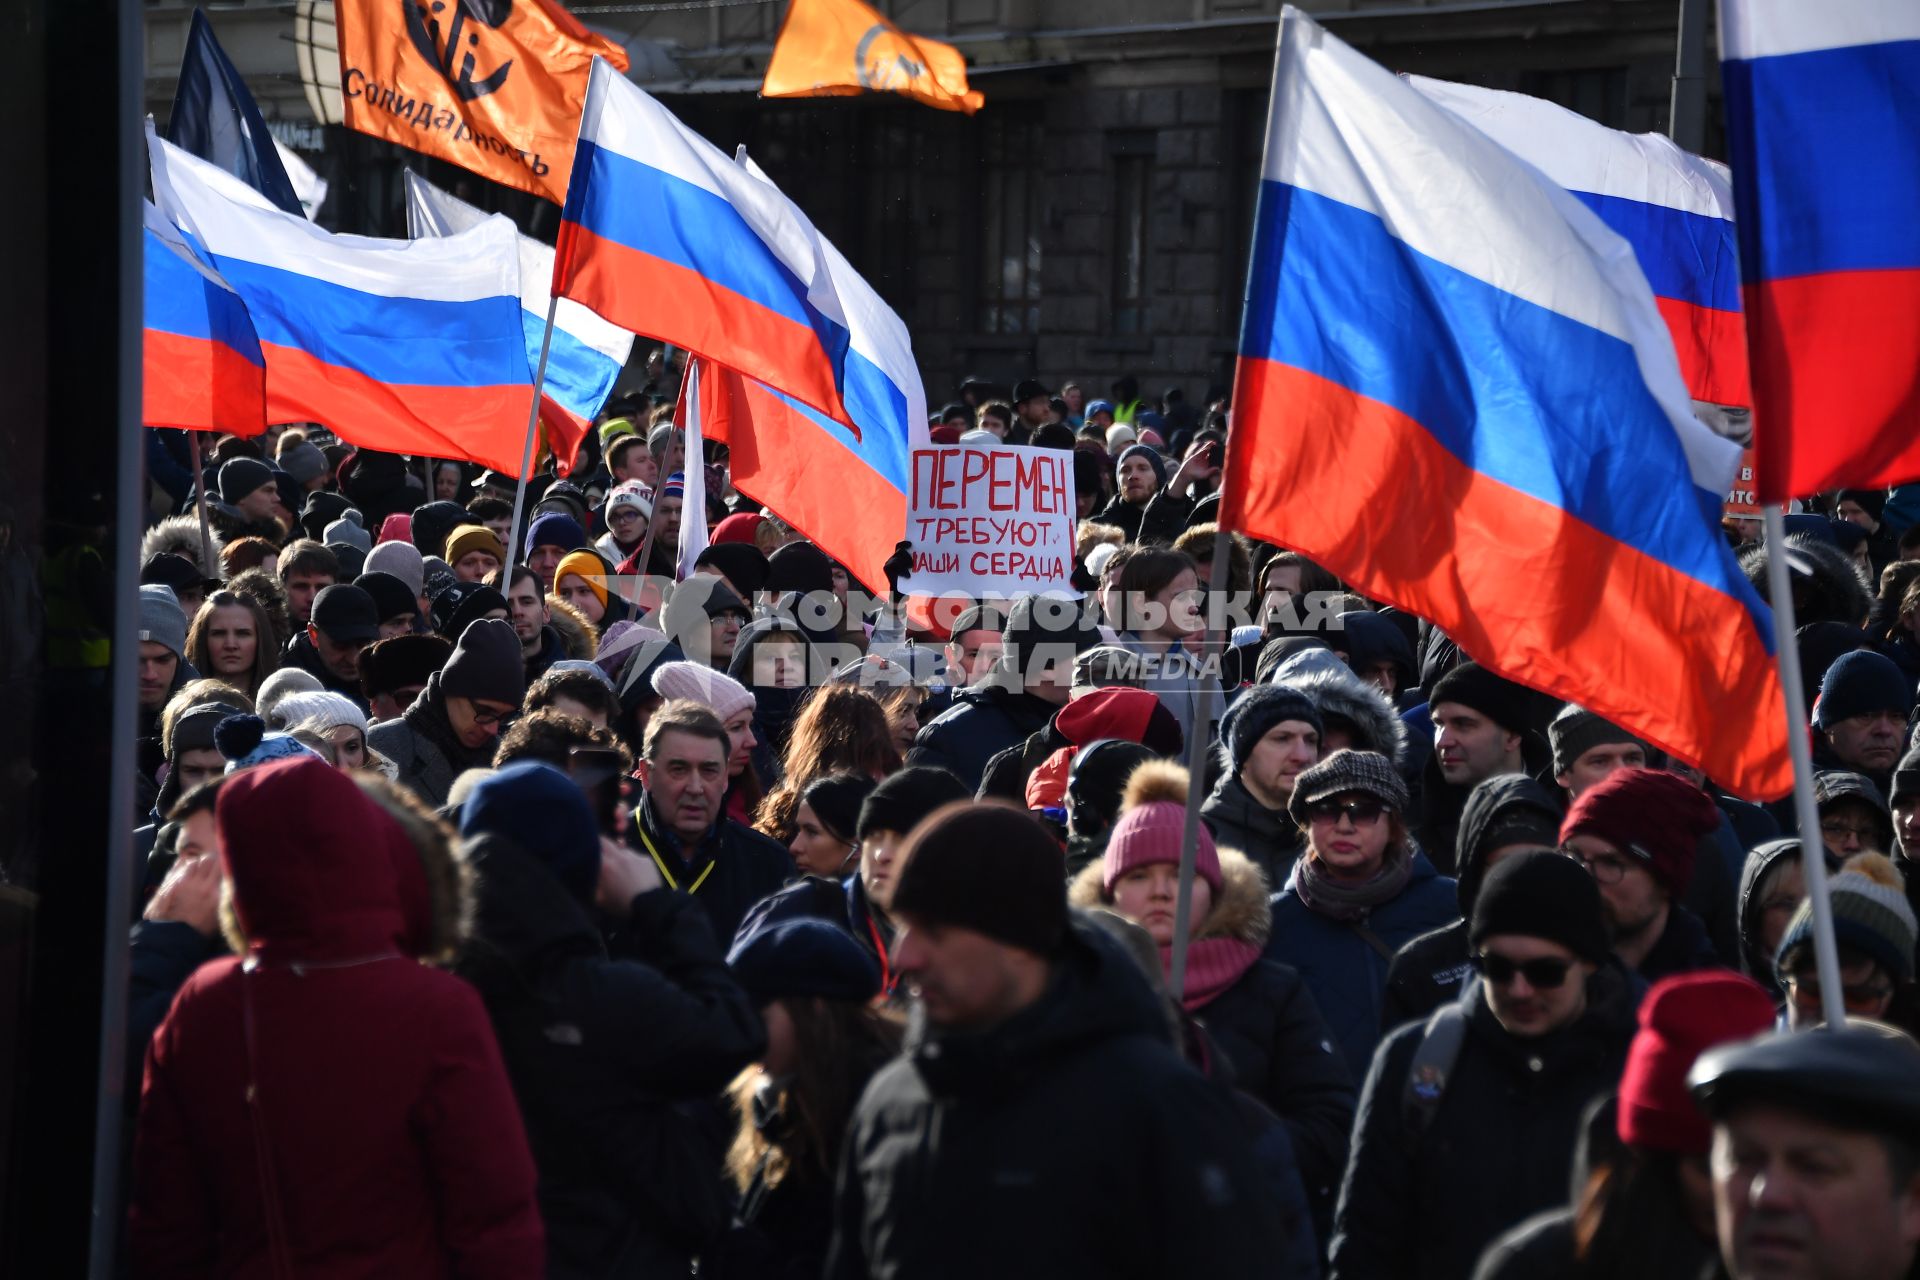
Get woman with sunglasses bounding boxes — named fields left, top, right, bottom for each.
left=1332, top=851, right=1639, bottom=1280
left=1266, top=749, right=1458, bottom=1079
left=1069, top=760, right=1356, bottom=1238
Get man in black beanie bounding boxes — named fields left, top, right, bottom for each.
left=828, top=802, right=1291, bottom=1277
left=1202, top=684, right=1324, bottom=889
left=1332, top=850, right=1637, bottom=1280
left=217, top=457, right=279, bottom=527
left=282, top=584, right=379, bottom=711
left=1416, top=661, right=1535, bottom=872
left=367, top=618, right=525, bottom=806
left=845, top=766, right=970, bottom=988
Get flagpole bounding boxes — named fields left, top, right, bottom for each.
left=187, top=429, right=216, bottom=576
left=1668, top=0, right=1710, bottom=153
left=1168, top=525, right=1233, bottom=997
left=505, top=295, right=560, bottom=576
left=1761, top=505, right=1849, bottom=1028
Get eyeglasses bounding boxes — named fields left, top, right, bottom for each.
left=469, top=702, right=515, bottom=728
left=1471, top=952, right=1574, bottom=989
left=1562, top=845, right=1640, bottom=886
left=1785, top=974, right=1893, bottom=1012
left=1819, top=819, right=1882, bottom=845
left=1305, top=798, right=1387, bottom=826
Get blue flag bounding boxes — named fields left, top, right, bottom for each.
left=166, top=9, right=303, bottom=217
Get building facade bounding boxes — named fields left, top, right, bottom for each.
left=142, top=0, right=1715, bottom=408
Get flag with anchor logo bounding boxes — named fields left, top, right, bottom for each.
left=762, top=0, right=983, bottom=115
left=337, top=0, right=628, bottom=203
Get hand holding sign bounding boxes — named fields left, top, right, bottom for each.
left=901, top=443, right=1079, bottom=598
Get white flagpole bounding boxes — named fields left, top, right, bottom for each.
left=677, top=358, right=709, bottom=582
left=505, top=295, right=560, bottom=574
left=1761, top=506, right=1849, bottom=1027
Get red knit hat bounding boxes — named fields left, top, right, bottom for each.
left=1102, top=761, right=1220, bottom=895
left=710, top=512, right=765, bottom=546
left=1616, top=972, right=1776, bottom=1153
left=1558, top=767, right=1720, bottom=895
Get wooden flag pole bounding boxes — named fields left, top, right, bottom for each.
left=187, top=430, right=216, bottom=577
left=504, top=295, right=560, bottom=575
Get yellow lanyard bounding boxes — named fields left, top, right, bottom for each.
left=635, top=823, right=716, bottom=894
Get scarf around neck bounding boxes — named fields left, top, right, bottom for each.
left=1294, top=848, right=1415, bottom=923
left=1167, top=937, right=1263, bottom=1011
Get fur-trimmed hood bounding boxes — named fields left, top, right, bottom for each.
left=1741, top=534, right=1873, bottom=630
left=1069, top=843, right=1273, bottom=949
left=547, top=596, right=599, bottom=660
left=141, top=514, right=222, bottom=580
left=1277, top=664, right=1409, bottom=768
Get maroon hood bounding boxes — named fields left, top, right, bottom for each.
left=217, top=756, right=429, bottom=964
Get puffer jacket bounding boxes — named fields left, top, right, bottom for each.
left=907, top=681, right=1060, bottom=793
left=458, top=831, right=765, bottom=1278
left=1330, top=968, right=1639, bottom=1280
left=1201, top=772, right=1305, bottom=890
left=825, top=916, right=1292, bottom=1278
left=1268, top=850, right=1460, bottom=1079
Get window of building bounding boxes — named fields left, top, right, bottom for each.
left=975, top=114, right=1044, bottom=335
left=1110, top=131, right=1155, bottom=336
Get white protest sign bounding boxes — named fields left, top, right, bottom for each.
left=903, top=443, right=1079, bottom=597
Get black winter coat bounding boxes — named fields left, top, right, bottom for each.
left=825, top=917, right=1293, bottom=1278
left=1201, top=772, right=1305, bottom=889
left=281, top=630, right=371, bottom=712
left=458, top=832, right=766, bottom=1280
left=1381, top=918, right=1473, bottom=1033
left=907, top=683, right=1059, bottom=793
left=1638, top=903, right=1723, bottom=984
left=633, top=793, right=795, bottom=950
left=1470, top=1204, right=1718, bottom=1280
left=126, top=919, right=223, bottom=1103
left=1330, top=968, right=1638, bottom=1280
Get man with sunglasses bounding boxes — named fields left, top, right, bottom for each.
left=1331, top=851, right=1636, bottom=1280
left=367, top=618, right=526, bottom=807
left=1560, top=766, right=1726, bottom=983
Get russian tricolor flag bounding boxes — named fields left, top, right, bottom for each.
left=147, top=126, right=537, bottom=475
left=693, top=148, right=924, bottom=595
left=1223, top=9, right=1790, bottom=800
left=404, top=171, right=634, bottom=473
left=1721, top=0, right=1920, bottom=500
left=554, top=58, right=855, bottom=430
left=1411, top=76, right=1749, bottom=409
left=142, top=200, right=265, bottom=436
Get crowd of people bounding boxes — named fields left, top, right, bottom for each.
left=117, top=362, right=1920, bottom=1278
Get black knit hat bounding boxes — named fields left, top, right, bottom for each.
left=1470, top=850, right=1610, bottom=963
left=410, top=500, right=471, bottom=559
left=359, top=633, right=453, bottom=700
left=1836, top=489, right=1888, bottom=523
left=429, top=580, right=509, bottom=641
left=1217, top=684, right=1324, bottom=775
left=355, top=571, right=419, bottom=625
left=441, top=617, right=526, bottom=706
left=1430, top=662, right=1531, bottom=735
left=218, top=456, right=275, bottom=505
left=889, top=803, right=1069, bottom=957
left=1548, top=704, right=1646, bottom=776
left=802, top=773, right=878, bottom=845
left=856, top=766, right=970, bottom=842
left=300, top=491, right=354, bottom=543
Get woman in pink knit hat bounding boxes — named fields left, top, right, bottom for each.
left=1069, top=760, right=1356, bottom=1230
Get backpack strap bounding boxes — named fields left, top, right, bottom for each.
left=1348, top=918, right=1398, bottom=962
left=1399, top=1003, right=1467, bottom=1140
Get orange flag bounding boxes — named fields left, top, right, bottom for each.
left=336, top=0, right=628, bottom=205
left=762, top=0, right=983, bottom=115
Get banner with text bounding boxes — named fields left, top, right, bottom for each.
left=903, top=444, right=1077, bottom=597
